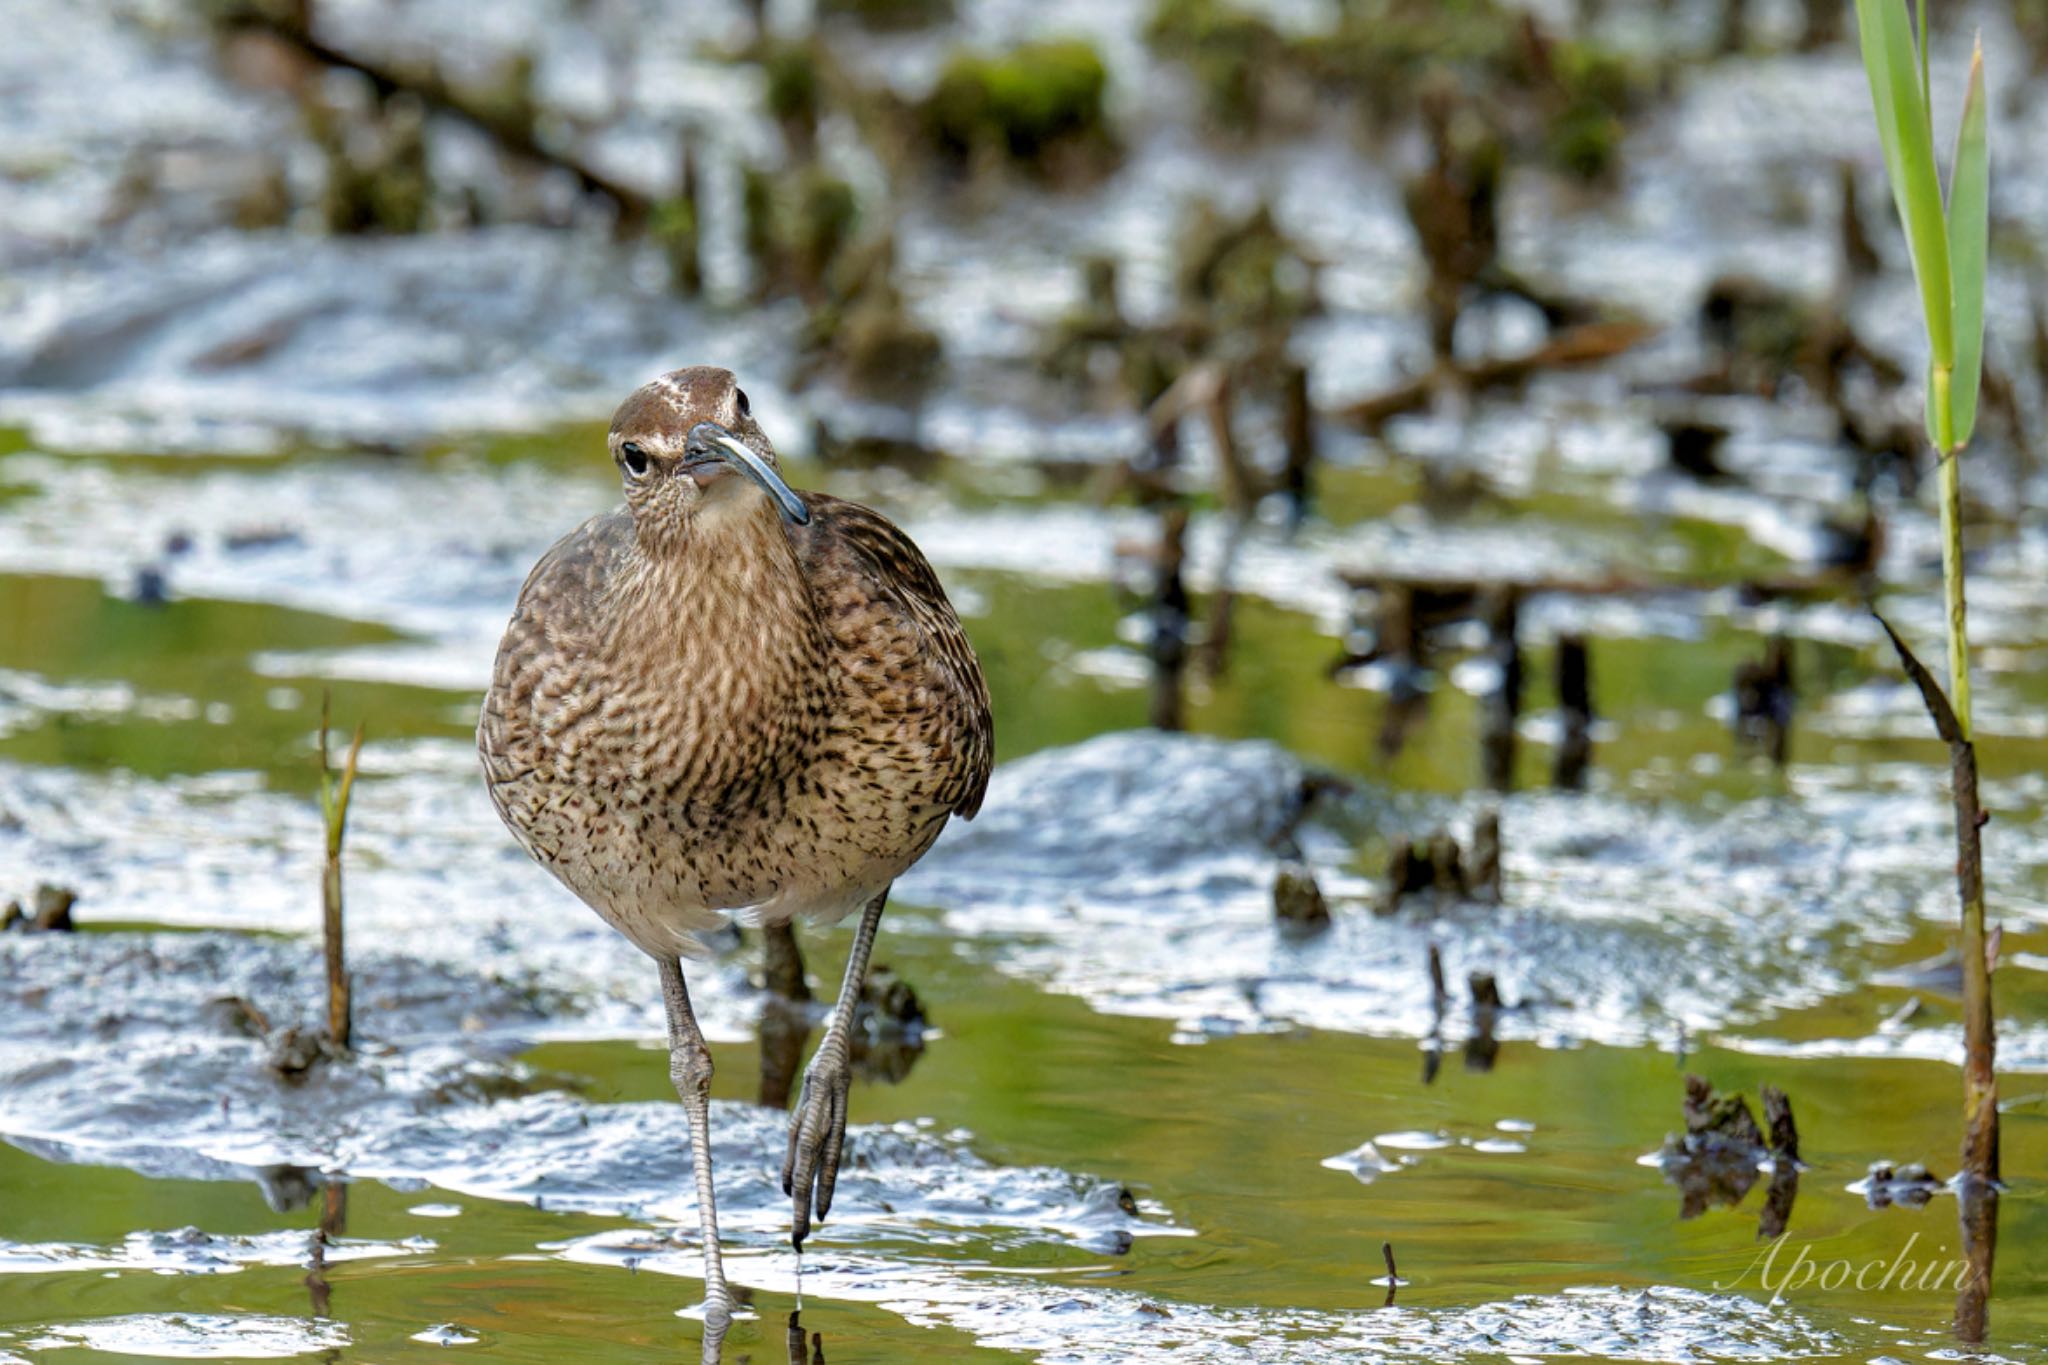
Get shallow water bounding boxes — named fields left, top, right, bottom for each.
left=7, top=0, right=2048, bottom=1360
left=6, top=489, right=2047, bottom=1360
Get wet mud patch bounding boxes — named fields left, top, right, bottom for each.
left=906, top=731, right=2048, bottom=1051
left=0, top=1313, right=350, bottom=1361
left=0, top=927, right=1165, bottom=1259
left=0, top=754, right=765, bottom=1044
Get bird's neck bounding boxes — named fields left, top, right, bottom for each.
left=606, top=500, right=827, bottom=766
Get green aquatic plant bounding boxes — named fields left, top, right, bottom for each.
left=1852, top=0, right=1995, bottom=1183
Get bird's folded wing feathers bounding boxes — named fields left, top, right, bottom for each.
left=796, top=493, right=994, bottom=819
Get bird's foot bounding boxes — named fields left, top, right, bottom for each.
left=696, top=1299, right=731, bottom=1365
left=680, top=1287, right=736, bottom=1328
left=781, top=1040, right=852, bottom=1249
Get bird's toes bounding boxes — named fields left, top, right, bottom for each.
left=814, top=1076, right=851, bottom=1221
left=784, top=1065, right=852, bottom=1247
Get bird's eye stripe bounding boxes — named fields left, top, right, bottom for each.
left=621, top=441, right=649, bottom=476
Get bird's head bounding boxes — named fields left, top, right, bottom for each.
left=607, top=366, right=809, bottom=548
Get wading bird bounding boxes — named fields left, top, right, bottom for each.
left=478, top=367, right=992, bottom=1325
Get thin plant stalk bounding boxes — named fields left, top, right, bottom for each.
left=1853, top=1, right=1996, bottom=1187
left=318, top=692, right=365, bottom=1051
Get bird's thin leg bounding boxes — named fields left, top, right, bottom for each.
left=781, top=885, right=888, bottom=1248
left=659, top=957, right=732, bottom=1326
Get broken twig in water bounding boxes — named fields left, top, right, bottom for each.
left=1552, top=633, right=1592, bottom=790
left=1470, top=810, right=1502, bottom=903
left=1876, top=615, right=1996, bottom=1184
left=1381, top=1240, right=1399, bottom=1306
left=318, top=692, right=365, bottom=1052
left=1147, top=505, right=1192, bottom=732
left=1479, top=587, right=1521, bottom=791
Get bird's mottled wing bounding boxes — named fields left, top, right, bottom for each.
left=477, top=508, right=634, bottom=836
left=795, top=493, right=993, bottom=819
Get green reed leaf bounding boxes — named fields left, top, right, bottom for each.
left=1946, top=39, right=1989, bottom=449
left=1855, top=0, right=1954, bottom=375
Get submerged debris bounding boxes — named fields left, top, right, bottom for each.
left=1273, top=862, right=1331, bottom=933
left=1465, top=972, right=1503, bottom=1072
left=1479, top=587, right=1521, bottom=791
left=1732, top=635, right=1795, bottom=767
left=1552, top=634, right=1593, bottom=790
left=855, top=964, right=925, bottom=1034
left=1379, top=837, right=1437, bottom=916
left=850, top=965, right=929, bottom=1085
left=264, top=1024, right=346, bottom=1082
left=1379, top=820, right=1495, bottom=916
left=1654, top=1075, right=1800, bottom=1234
left=1855, top=1161, right=1945, bottom=1210
left=3, top=884, right=78, bottom=932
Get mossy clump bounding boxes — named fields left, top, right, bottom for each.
left=1143, top=0, right=1293, bottom=132
left=741, top=164, right=860, bottom=303
left=759, top=40, right=824, bottom=157
left=1540, top=41, right=1641, bottom=183
left=917, top=39, right=1115, bottom=180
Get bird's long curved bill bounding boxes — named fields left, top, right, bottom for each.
left=694, top=424, right=810, bottom=526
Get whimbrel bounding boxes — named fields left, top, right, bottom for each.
left=478, top=367, right=992, bottom=1324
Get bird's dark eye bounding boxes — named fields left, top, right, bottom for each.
left=621, top=441, right=649, bottom=478
left=734, top=388, right=751, bottom=420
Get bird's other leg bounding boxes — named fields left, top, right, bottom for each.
left=781, top=885, right=888, bottom=1248
left=660, top=957, right=732, bottom=1326
left=762, top=919, right=812, bottom=1003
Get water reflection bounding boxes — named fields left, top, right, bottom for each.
left=1955, top=1181, right=1998, bottom=1345
left=303, top=1181, right=347, bottom=1319
left=1754, top=1161, right=1799, bottom=1243
left=693, top=1309, right=821, bottom=1365
left=787, top=1310, right=825, bottom=1364
left=256, top=1162, right=322, bottom=1213
left=1421, top=947, right=1506, bottom=1082
left=1654, top=1077, right=1801, bottom=1240
left=759, top=999, right=812, bottom=1111
left=755, top=960, right=929, bottom=1110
